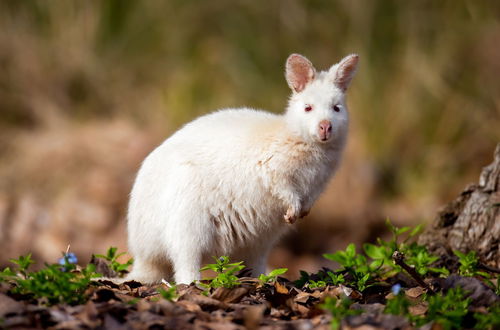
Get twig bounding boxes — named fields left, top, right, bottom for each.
left=392, top=251, right=435, bottom=294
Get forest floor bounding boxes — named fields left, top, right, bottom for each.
left=1, top=234, right=499, bottom=330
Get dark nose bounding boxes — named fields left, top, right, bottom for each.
left=319, top=120, right=332, bottom=140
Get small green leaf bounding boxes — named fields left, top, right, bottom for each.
left=268, top=268, right=288, bottom=277
left=409, top=224, right=424, bottom=237
left=158, top=286, right=177, bottom=301
left=363, top=243, right=386, bottom=259
left=346, top=243, right=356, bottom=258
left=323, top=253, right=344, bottom=263
left=396, top=227, right=411, bottom=236
left=453, top=250, right=466, bottom=259
left=369, top=259, right=384, bottom=270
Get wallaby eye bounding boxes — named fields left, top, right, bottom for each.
left=332, top=104, right=341, bottom=112
left=305, top=105, right=313, bottom=112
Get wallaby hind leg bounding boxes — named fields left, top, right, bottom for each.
left=127, top=257, right=171, bottom=284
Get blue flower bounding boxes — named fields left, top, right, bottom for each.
left=391, top=283, right=402, bottom=295
left=58, top=252, right=78, bottom=265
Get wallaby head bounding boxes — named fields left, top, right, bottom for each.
left=285, top=53, right=359, bottom=145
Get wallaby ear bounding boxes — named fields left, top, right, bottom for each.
left=331, top=54, right=359, bottom=91
left=285, top=54, right=316, bottom=93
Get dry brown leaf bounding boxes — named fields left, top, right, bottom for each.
left=294, top=291, right=312, bottom=304
left=405, top=286, right=425, bottom=298
left=176, top=299, right=202, bottom=313
left=135, top=298, right=152, bottom=312
left=92, top=288, right=119, bottom=302
left=0, top=292, right=24, bottom=317
left=90, top=256, right=118, bottom=278
left=292, top=302, right=310, bottom=316
left=195, top=320, right=246, bottom=330
left=102, top=313, right=129, bottom=330
left=77, top=300, right=101, bottom=328
left=210, top=287, right=249, bottom=304
left=342, top=325, right=380, bottom=330
left=274, top=281, right=289, bottom=295
left=179, top=293, right=228, bottom=311
left=96, top=279, right=121, bottom=289
left=321, top=286, right=343, bottom=299
left=122, top=280, right=143, bottom=290
left=409, top=302, right=428, bottom=316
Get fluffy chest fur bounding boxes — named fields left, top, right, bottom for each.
left=158, top=109, right=345, bottom=254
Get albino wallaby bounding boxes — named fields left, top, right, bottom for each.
left=127, top=53, right=359, bottom=284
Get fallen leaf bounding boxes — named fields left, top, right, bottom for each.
left=179, top=293, right=228, bottom=311
left=76, top=300, right=101, bottom=328
left=294, top=291, right=312, bottom=304
left=92, top=288, right=119, bottom=302
left=405, top=286, right=425, bottom=299
left=321, top=286, right=343, bottom=300
left=135, top=299, right=151, bottom=312
left=210, top=287, right=249, bottom=304
left=103, top=313, right=128, bottom=330
left=274, top=281, right=289, bottom=295
left=0, top=292, right=24, bottom=317
left=97, top=279, right=121, bottom=289
left=90, top=255, right=118, bottom=278
left=122, top=280, right=143, bottom=290
left=409, top=303, right=428, bottom=316
left=176, top=299, right=202, bottom=313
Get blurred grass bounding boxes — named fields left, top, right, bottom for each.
left=1, top=0, right=499, bottom=207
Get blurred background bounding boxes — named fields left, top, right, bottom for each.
left=0, top=0, right=499, bottom=277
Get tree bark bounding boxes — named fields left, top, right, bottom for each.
left=418, top=143, right=500, bottom=268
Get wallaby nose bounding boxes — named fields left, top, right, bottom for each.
left=318, top=120, right=332, bottom=141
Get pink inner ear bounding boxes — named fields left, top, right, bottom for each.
left=335, top=55, right=359, bottom=91
left=286, top=55, right=315, bottom=93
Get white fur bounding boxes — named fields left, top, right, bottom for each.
left=127, top=54, right=359, bottom=284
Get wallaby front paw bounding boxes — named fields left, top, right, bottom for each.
left=284, top=207, right=298, bottom=224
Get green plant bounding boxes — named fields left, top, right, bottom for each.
left=321, top=296, right=361, bottom=330
left=199, top=256, right=245, bottom=292
left=453, top=250, right=490, bottom=278
left=474, top=305, right=500, bottom=330
left=258, top=268, right=288, bottom=284
left=384, top=285, right=496, bottom=329
left=362, top=220, right=422, bottom=267
left=308, top=280, right=327, bottom=289
left=322, top=220, right=451, bottom=292
left=404, top=244, right=449, bottom=276
left=157, top=286, right=177, bottom=301
left=384, top=284, right=410, bottom=316
left=10, top=254, right=36, bottom=272
left=363, top=220, right=448, bottom=277
left=326, top=271, right=345, bottom=286
left=324, top=243, right=365, bottom=269
left=0, top=253, right=100, bottom=305
left=302, top=271, right=344, bottom=289
left=295, top=270, right=311, bottom=288
left=353, top=272, right=372, bottom=292
left=94, top=247, right=134, bottom=276
left=362, top=219, right=415, bottom=275
left=416, top=288, right=471, bottom=329
left=323, top=243, right=378, bottom=292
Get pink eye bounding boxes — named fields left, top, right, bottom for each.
left=333, top=104, right=341, bottom=112
left=305, top=105, right=313, bottom=112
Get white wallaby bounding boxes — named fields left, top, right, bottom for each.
left=127, top=53, right=359, bottom=284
